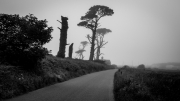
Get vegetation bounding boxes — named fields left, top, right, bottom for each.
left=77, top=5, right=114, bottom=61
left=114, top=67, right=180, bottom=101
left=137, top=64, right=145, bottom=69
left=86, top=28, right=112, bottom=60
left=0, top=55, right=114, bottom=100
left=0, top=14, right=53, bottom=71
left=75, top=41, right=88, bottom=59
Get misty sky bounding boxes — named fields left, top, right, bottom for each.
left=0, top=0, right=180, bottom=66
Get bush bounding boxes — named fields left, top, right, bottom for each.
left=0, top=14, right=53, bottom=71
left=93, top=60, right=106, bottom=64
left=137, top=64, right=145, bottom=70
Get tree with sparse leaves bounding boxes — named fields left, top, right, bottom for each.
left=77, top=5, right=114, bottom=61
left=95, top=28, right=112, bottom=60
left=75, top=41, right=88, bottom=59
left=86, top=28, right=112, bottom=60
left=0, top=14, right=53, bottom=70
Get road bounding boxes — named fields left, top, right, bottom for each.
left=6, top=69, right=117, bottom=101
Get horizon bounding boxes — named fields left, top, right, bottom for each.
left=1, top=0, right=180, bottom=66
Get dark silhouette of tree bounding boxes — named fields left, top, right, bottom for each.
left=68, top=43, right=73, bottom=58
left=75, top=41, right=88, bottom=59
left=0, top=14, right=53, bottom=70
left=57, top=16, right=69, bottom=58
left=77, top=5, right=114, bottom=61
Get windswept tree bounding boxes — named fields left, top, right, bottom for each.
left=77, top=5, right=114, bottom=61
left=95, top=28, right=112, bottom=60
left=75, top=49, right=86, bottom=59
left=75, top=41, right=88, bottom=59
left=86, top=28, right=112, bottom=60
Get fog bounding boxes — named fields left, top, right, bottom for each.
left=1, top=0, right=180, bottom=66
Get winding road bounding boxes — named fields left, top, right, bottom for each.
left=6, top=69, right=116, bottom=101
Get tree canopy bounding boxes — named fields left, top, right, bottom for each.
left=77, top=5, right=114, bottom=61
left=0, top=14, right=53, bottom=70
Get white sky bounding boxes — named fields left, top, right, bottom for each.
left=1, top=0, right=180, bottom=66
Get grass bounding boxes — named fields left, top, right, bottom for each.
left=114, top=67, right=180, bottom=101
left=0, top=55, right=114, bottom=101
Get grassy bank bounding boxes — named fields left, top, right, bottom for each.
left=114, top=67, right=180, bottom=101
left=0, top=55, right=114, bottom=100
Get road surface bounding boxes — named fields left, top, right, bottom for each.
left=6, top=69, right=117, bottom=101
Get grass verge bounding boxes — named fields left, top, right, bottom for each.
left=113, top=67, right=180, bottom=101
left=0, top=55, right=114, bottom=100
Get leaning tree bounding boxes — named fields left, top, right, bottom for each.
left=77, top=5, right=114, bottom=61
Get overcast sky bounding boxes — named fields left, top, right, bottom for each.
left=1, top=0, right=180, bottom=66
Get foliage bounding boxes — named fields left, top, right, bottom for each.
left=86, top=28, right=112, bottom=60
left=137, top=64, right=145, bottom=69
left=114, top=67, right=180, bottom=101
left=93, top=60, right=106, bottom=64
left=0, top=14, right=53, bottom=70
left=77, top=5, right=114, bottom=61
left=0, top=55, right=114, bottom=100
left=75, top=41, right=88, bottom=59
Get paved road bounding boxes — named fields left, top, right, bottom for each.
left=6, top=69, right=117, bottom=101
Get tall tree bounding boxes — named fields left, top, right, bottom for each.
left=77, top=5, right=114, bottom=61
left=86, top=28, right=112, bottom=60
left=57, top=16, right=69, bottom=58
left=95, top=28, right=112, bottom=60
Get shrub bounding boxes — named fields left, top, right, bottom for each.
left=93, top=60, right=106, bottom=64
left=137, top=64, right=145, bottom=70
left=0, top=14, right=53, bottom=71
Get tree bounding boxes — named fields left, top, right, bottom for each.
left=75, top=49, right=86, bottom=59
left=86, top=28, right=112, bottom=60
left=0, top=14, right=53, bottom=70
left=77, top=5, right=114, bottom=61
left=75, top=41, right=88, bottom=59
left=57, top=16, right=69, bottom=58
left=95, top=28, right=111, bottom=60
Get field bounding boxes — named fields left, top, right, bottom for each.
left=114, top=67, right=180, bottom=101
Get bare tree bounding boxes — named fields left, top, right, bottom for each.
left=57, top=16, right=69, bottom=58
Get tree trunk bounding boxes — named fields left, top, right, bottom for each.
left=57, top=16, right=68, bottom=58
left=96, top=47, right=100, bottom=60
left=68, top=43, right=73, bottom=58
left=89, top=30, right=96, bottom=61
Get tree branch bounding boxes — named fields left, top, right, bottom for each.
left=57, top=20, right=62, bottom=24
left=100, top=41, right=108, bottom=47
left=57, top=27, right=61, bottom=30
